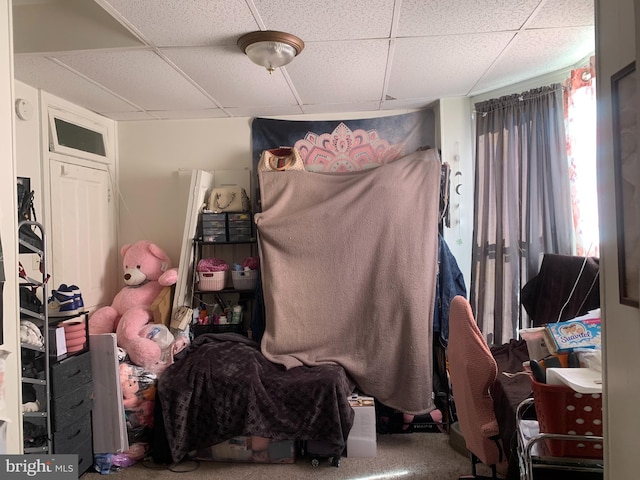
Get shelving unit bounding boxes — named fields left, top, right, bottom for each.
left=190, top=211, right=258, bottom=338
left=18, top=220, right=51, bottom=454
left=18, top=220, right=94, bottom=473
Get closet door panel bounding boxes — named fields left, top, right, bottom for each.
left=49, top=158, right=117, bottom=310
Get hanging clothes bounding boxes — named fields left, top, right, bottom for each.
left=434, top=234, right=466, bottom=347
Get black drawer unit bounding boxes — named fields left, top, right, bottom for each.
left=51, top=382, right=93, bottom=431
left=50, top=349, right=94, bottom=475
left=201, top=212, right=227, bottom=242
left=76, top=437, right=94, bottom=476
left=53, top=412, right=92, bottom=453
left=227, top=212, right=253, bottom=242
left=200, top=212, right=254, bottom=243
left=50, top=350, right=92, bottom=398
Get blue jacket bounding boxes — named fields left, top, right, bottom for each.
left=434, top=234, right=466, bottom=346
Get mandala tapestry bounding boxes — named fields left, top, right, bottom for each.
left=251, top=109, right=436, bottom=174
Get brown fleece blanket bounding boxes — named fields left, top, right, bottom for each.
left=255, top=149, right=441, bottom=414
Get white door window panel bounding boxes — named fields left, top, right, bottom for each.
left=48, top=106, right=111, bottom=164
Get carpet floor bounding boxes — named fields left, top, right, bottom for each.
left=80, top=432, right=496, bottom=480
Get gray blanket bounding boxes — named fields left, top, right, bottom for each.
left=158, top=333, right=356, bottom=462
left=256, top=149, right=441, bottom=414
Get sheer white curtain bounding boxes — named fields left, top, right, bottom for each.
left=472, top=85, right=575, bottom=344
left=565, top=60, right=599, bottom=257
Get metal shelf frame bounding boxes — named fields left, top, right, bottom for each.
left=18, top=220, right=52, bottom=455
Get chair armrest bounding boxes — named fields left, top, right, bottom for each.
left=480, top=419, right=500, bottom=438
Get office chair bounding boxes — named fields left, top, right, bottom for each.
left=448, top=295, right=504, bottom=479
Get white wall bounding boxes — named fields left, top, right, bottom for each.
left=14, top=82, right=40, bottom=192
left=14, top=80, right=42, bottom=282
left=117, top=117, right=253, bottom=265
left=596, top=0, right=640, bottom=478
left=0, top=0, right=21, bottom=453
left=438, top=97, right=474, bottom=293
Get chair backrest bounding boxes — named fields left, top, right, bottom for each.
left=448, top=295, right=502, bottom=466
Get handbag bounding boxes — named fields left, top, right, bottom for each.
left=258, top=147, right=305, bottom=172
left=207, top=186, right=250, bottom=213
left=17, top=185, right=44, bottom=253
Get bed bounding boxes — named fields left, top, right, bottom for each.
left=156, top=333, right=356, bottom=463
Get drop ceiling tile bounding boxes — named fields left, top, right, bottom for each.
left=103, top=111, right=159, bottom=121
left=382, top=98, right=438, bottom=111
left=397, top=0, right=540, bottom=36
left=10, top=0, right=598, bottom=121
left=301, top=101, right=382, bottom=115
left=286, top=40, right=389, bottom=105
left=53, top=50, right=218, bottom=111
left=103, top=0, right=258, bottom=46
left=13, top=0, right=143, bottom=54
left=388, top=32, right=515, bottom=100
left=161, top=46, right=300, bottom=108
left=528, top=0, right=594, bottom=28
left=147, top=109, right=230, bottom=120
left=253, top=0, right=395, bottom=41
left=472, top=26, right=595, bottom=94
left=225, top=105, right=304, bottom=117
left=13, top=55, right=138, bottom=113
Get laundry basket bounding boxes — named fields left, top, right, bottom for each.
left=231, top=269, right=258, bottom=291
left=198, top=270, right=226, bottom=291
left=531, top=378, right=603, bottom=458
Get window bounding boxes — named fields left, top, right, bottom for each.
left=564, top=65, right=599, bottom=257
left=48, top=108, right=109, bottom=163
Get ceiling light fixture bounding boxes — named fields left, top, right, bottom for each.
left=237, top=30, right=304, bottom=74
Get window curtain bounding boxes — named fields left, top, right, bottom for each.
left=564, top=59, right=599, bottom=257
left=472, top=85, right=575, bottom=344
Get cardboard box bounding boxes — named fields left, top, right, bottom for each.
left=151, top=286, right=173, bottom=327
left=347, top=395, right=377, bottom=457
left=48, top=325, right=67, bottom=357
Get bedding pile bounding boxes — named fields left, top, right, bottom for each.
left=256, top=149, right=441, bottom=414
left=157, top=333, right=356, bottom=463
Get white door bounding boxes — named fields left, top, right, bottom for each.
left=172, top=169, right=213, bottom=316
left=49, top=156, right=117, bottom=311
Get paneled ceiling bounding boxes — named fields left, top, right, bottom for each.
left=12, top=0, right=594, bottom=121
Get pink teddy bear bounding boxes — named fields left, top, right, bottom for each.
left=89, top=241, right=178, bottom=369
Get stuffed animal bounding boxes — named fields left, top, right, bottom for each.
left=119, top=362, right=143, bottom=410
left=89, top=240, right=178, bottom=369
left=22, top=384, right=40, bottom=413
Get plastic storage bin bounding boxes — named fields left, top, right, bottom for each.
left=531, top=378, right=603, bottom=458
left=231, top=270, right=258, bottom=291
left=198, top=271, right=226, bottom=291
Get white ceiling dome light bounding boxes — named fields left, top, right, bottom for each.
left=237, top=30, right=305, bottom=74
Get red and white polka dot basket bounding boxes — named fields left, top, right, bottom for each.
left=531, top=378, right=603, bottom=459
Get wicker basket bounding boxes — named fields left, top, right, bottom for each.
left=531, top=378, right=603, bottom=458
left=231, top=269, right=258, bottom=291
left=198, top=270, right=226, bottom=291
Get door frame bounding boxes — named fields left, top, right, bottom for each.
left=39, top=92, right=119, bottom=308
